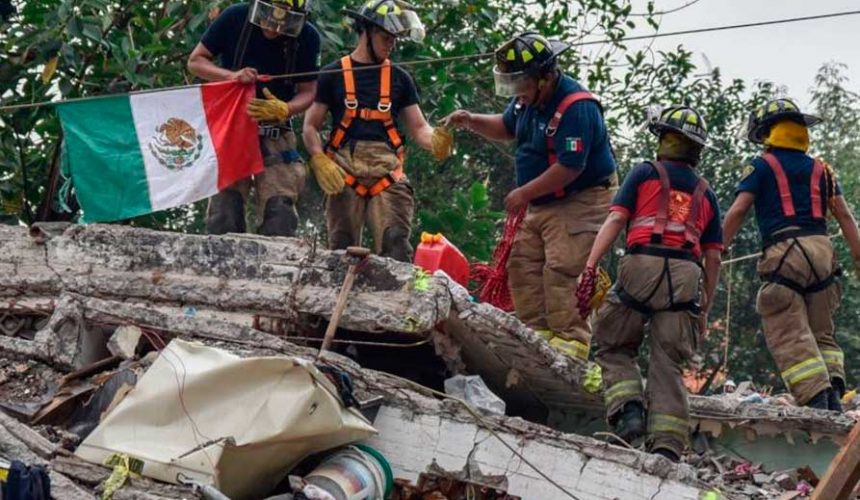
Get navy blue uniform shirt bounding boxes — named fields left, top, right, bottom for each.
left=502, top=74, right=617, bottom=205
left=735, top=148, right=840, bottom=241
left=201, top=3, right=321, bottom=102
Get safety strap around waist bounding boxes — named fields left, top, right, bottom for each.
left=627, top=244, right=699, bottom=263
left=616, top=287, right=701, bottom=315
left=343, top=170, right=405, bottom=198
left=326, top=56, right=404, bottom=158
left=760, top=268, right=841, bottom=295
left=762, top=227, right=828, bottom=250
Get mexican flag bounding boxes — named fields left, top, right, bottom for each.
left=58, top=81, right=264, bottom=222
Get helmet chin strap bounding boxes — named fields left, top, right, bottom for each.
left=366, top=25, right=382, bottom=63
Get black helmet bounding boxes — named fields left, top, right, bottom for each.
left=250, top=0, right=311, bottom=37
left=744, top=98, right=822, bottom=144
left=647, top=105, right=710, bottom=147
left=344, top=0, right=425, bottom=42
left=493, top=32, right=570, bottom=96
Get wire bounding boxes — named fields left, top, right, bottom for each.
left=2, top=9, right=859, bottom=113
left=379, top=371, right=582, bottom=500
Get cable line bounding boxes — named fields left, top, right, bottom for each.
left=1, top=9, right=859, bottom=113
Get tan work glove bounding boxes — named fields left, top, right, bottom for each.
left=309, top=153, right=346, bottom=196
left=431, top=126, right=454, bottom=161
left=247, top=88, right=290, bottom=122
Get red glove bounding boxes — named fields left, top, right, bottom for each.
left=576, top=266, right=598, bottom=320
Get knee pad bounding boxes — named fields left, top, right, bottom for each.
left=381, top=225, right=412, bottom=263
left=259, top=196, right=298, bottom=237
left=206, top=190, right=245, bottom=235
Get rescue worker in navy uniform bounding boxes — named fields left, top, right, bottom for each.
left=577, top=106, right=723, bottom=462
left=444, top=32, right=617, bottom=361
left=188, top=0, right=321, bottom=236
left=723, top=98, right=860, bottom=411
left=302, top=0, right=453, bottom=262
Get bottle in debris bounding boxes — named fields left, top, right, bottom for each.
left=303, top=445, right=393, bottom=500
left=413, top=232, right=470, bottom=287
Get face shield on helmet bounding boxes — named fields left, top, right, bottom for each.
left=376, top=7, right=425, bottom=42
left=250, top=0, right=307, bottom=37
left=492, top=67, right=534, bottom=97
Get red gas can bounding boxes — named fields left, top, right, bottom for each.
left=413, top=232, right=470, bottom=287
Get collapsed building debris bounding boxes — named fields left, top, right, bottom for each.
left=0, top=224, right=856, bottom=498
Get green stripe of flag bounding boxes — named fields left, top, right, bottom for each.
left=58, top=95, right=151, bottom=222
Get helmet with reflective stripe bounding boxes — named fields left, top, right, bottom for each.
left=648, top=105, right=710, bottom=147
left=250, top=0, right=311, bottom=37
left=344, top=0, right=425, bottom=43
left=493, top=32, right=570, bottom=96
left=745, top=98, right=822, bottom=144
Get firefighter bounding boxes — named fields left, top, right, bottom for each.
left=444, top=32, right=617, bottom=360
left=576, top=106, right=723, bottom=461
left=188, top=0, right=321, bottom=236
left=302, top=0, right=454, bottom=262
left=723, top=98, right=860, bottom=411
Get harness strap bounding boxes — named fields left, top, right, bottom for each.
left=762, top=153, right=797, bottom=218
left=342, top=170, right=405, bottom=198
left=616, top=287, right=701, bottom=315
left=627, top=244, right=698, bottom=263
left=810, top=158, right=825, bottom=219
left=684, top=176, right=709, bottom=248
left=761, top=270, right=839, bottom=295
left=649, top=161, right=671, bottom=244
left=545, top=91, right=599, bottom=199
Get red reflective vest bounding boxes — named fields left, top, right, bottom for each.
left=628, top=161, right=709, bottom=250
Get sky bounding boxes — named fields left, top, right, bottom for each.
left=606, top=0, right=859, bottom=108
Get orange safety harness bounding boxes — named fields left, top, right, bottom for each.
left=325, top=56, right=405, bottom=198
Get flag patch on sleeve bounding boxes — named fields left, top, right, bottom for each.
left=565, top=137, right=583, bottom=153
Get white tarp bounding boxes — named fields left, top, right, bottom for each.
left=76, top=339, right=376, bottom=499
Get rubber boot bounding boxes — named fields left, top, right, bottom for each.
left=611, top=401, right=645, bottom=444
left=829, top=378, right=845, bottom=412
left=806, top=390, right=830, bottom=410
left=652, top=447, right=680, bottom=463
left=259, top=196, right=298, bottom=237
left=206, top=190, right=246, bottom=235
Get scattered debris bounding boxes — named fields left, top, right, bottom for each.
left=444, top=374, right=506, bottom=415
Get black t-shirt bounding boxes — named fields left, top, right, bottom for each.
left=200, top=3, right=321, bottom=101
left=315, top=57, right=420, bottom=144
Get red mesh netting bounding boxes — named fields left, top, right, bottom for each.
left=470, top=207, right=526, bottom=312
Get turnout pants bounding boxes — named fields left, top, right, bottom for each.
left=756, top=235, right=843, bottom=405
left=595, top=253, right=702, bottom=456
left=326, top=141, right=414, bottom=263
left=507, top=183, right=613, bottom=359
left=206, top=131, right=306, bottom=236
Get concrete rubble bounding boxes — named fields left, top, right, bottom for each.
left=0, top=224, right=854, bottom=499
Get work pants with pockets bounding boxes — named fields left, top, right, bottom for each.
left=326, top=141, right=414, bottom=263
left=507, top=183, right=613, bottom=360
left=756, top=235, right=842, bottom=405
left=206, top=131, right=306, bottom=236
left=595, top=253, right=702, bottom=456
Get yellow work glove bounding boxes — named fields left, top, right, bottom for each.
left=309, top=153, right=346, bottom=196
left=247, top=87, right=290, bottom=123
left=431, top=126, right=454, bottom=161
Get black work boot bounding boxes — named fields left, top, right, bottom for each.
left=806, top=390, right=830, bottom=410
left=206, top=190, right=246, bottom=235
left=611, top=401, right=645, bottom=444
left=652, top=447, right=680, bottom=463
left=829, top=378, right=845, bottom=412
left=259, top=196, right=298, bottom=237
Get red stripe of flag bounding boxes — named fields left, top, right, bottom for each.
left=201, top=81, right=264, bottom=190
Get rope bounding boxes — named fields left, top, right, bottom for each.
left=2, top=9, right=860, bottom=113
left=471, top=207, right=526, bottom=312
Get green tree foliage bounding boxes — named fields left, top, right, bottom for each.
left=3, top=2, right=860, bottom=391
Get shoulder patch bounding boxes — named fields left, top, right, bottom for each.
left=740, top=164, right=755, bottom=181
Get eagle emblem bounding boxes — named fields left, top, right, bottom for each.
left=148, top=118, right=203, bottom=171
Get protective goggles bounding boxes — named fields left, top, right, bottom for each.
left=379, top=9, right=425, bottom=43
left=250, top=0, right=307, bottom=37
left=492, top=67, right=534, bottom=97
